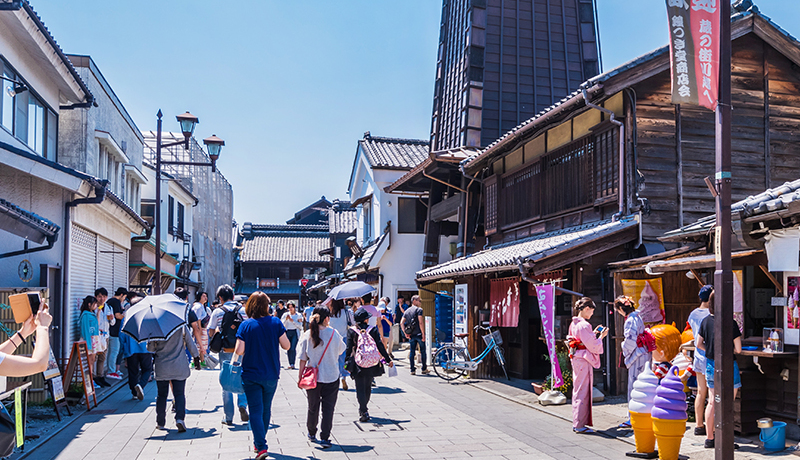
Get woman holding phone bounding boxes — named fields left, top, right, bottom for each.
left=0, top=299, right=53, bottom=377
left=568, top=297, right=608, bottom=434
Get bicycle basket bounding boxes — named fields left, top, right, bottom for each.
left=482, top=330, right=503, bottom=346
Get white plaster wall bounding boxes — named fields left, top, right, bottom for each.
left=0, top=15, right=62, bottom=110
left=0, top=166, right=68, bottom=288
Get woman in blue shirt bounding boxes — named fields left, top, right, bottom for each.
left=234, top=292, right=290, bottom=460
left=78, top=296, right=103, bottom=387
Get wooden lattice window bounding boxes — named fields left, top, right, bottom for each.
left=484, top=174, right=498, bottom=235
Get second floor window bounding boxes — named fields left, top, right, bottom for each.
left=398, top=197, right=427, bottom=234
left=485, top=125, right=620, bottom=234
left=362, top=200, right=372, bottom=243
left=0, top=60, right=57, bottom=160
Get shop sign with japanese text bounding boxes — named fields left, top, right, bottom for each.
left=666, top=0, right=720, bottom=110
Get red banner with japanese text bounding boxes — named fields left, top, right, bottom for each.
left=666, top=0, right=720, bottom=110
left=490, top=277, right=520, bottom=328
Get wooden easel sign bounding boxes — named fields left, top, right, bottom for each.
left=43, top=349, right=70, bottom=420
left=63, top=341, right=96, bottom=411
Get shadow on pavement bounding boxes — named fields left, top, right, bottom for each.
left=145, top=427, right=219, bottom=441
left=372, top=386, right=405, bottom=394
left=185, top=405, right=223, bottom=414
left=336, top=444, right=375, bottom=453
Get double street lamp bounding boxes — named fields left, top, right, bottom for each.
left=152, top=110, right=225, bottom=295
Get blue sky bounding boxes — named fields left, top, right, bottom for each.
left=30, top=1, right=800, bottom=225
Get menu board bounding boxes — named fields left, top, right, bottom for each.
left=63, top=341, right=96, bottom=410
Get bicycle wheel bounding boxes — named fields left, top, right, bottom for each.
left=433, top=346, right=469, bottom=381
left=493, top=346, right=509, bottom=380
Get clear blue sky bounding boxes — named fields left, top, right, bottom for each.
left=30, top=1, right=800, bottom=225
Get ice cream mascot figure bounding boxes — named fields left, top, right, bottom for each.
left=649, top=324, right=682, bottom=380
left=651, top=366, right=688, bottom=460
left=616, top=295, right=654, bottom=429
left=628, top=362, right=659, bottom=457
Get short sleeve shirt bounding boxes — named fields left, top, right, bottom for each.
left=191, top=302, right=208, bottom=321
left=106, top=298, right=123, bottom=337
left=236, top=316, right=287, bottom=381
left=188, top=309, right=198, bottom=326
left=208, top=302, right=247, bottom=331
left=698, top=315, right=741, bottom=360
left=402, top=306, right=424, bottom=336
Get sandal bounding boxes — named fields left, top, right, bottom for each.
left=573, top=427, right=595, bottom=434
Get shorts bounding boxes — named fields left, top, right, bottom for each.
left=693, top=350, right=706, bottom=374
left=705, top=358, right=741, bottom=390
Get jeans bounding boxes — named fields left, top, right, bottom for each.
left=286, top=329, right=299, bottom=367
left=156, top=379, right=185, bottom=426
left=242, top=378, right=279, bottom=452
left=219, top=351, right=247, bottom=421
left=106, top=336, right=120, bottom=374
left=338, top=350, right=349, bottom=378
left=306, top=380, right=339, bottom=440
left=408, top=335, right=427, bottom=372
left=127, top=353, right=153, bottom=396
left=354, top=373, right=373, bottom=415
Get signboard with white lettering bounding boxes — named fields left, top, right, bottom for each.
left=666, top=0, right=720, bottom=110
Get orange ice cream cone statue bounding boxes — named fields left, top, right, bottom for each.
left=650, top=366, right=687, bottom=460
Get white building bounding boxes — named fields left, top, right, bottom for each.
left=344, top=133, right=459, bottom=302
left=0, top=3, right=145, bottom=361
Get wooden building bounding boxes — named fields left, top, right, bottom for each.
left=409, top=7, right=800, bottom=388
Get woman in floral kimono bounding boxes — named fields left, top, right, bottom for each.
left=568, top=297, right=608, bottom=433
left=616, top=295, right=653, bottom=428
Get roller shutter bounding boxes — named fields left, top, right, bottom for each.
left=97, top=237, right=114, bottom=292
left=69, top=225, right=96, bottom=343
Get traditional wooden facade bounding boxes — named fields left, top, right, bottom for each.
left=412, top=8, right=800, bottom=388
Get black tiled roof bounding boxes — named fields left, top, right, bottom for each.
left=358, top=134, right=429, bottom=170
left=239, top=224, right=329, bottom=263
left=417, top=217, right=639, bottom=282
left=0, top=197, right=60, bottom=243
left=329, top=202, right=357, bottom=235
left=344, top=231, right=390, bottom=275
left=663, top=178, right=800, bottom=241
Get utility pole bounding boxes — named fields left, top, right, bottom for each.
left=714, top=0, right=734, bottom=458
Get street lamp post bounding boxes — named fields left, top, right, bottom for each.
left=152, top=110, right=225, bottom=295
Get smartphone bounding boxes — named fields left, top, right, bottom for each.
left=8, top=292, right=40, bottom=323
left=596, top=325, right=606, bottom=333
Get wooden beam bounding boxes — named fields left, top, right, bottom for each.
left=759, top=265, right=783, bottom=296
left=689, top=269, right=705, bottom=288
left=430, top=193, right=462, bottom=222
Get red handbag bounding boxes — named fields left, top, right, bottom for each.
left=298, top=335, right=333, bottom=390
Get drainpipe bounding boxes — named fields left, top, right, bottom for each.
left=60, top=182, right=107, bottom=361
left=0, top=236, right=58, bottom=259
left=581, top=86, right=625, bottom=221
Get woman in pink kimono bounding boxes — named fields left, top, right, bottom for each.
left=568, top=297, right=608, bottom=433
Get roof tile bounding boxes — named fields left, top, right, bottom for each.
left=359, top=135, right=429, bottom=170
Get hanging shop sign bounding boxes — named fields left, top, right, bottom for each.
left=489, top=277, right=520, bottom=328
left=621, top=278, right=666, bottom=324
left=665, top=0, right=721, bottom=110
left=535, top=284, right=564, bottom=388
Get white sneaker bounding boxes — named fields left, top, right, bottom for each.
left=176, top=420, right=186, bottom=433
left=134, top=384, right=144, bottom=401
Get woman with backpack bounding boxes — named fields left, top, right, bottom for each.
left=297, top=307, right=346, bottom=449
left=327, top=299, right=354, bottom=390
left=345, top=307, right=393, bottom=423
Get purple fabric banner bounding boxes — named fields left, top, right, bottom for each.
left=535, top=284, right=563, bottom=388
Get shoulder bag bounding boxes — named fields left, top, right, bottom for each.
left=298, top=333, right=333, bottom=390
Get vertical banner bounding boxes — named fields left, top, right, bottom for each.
left=621, top=278, right=666, bottom=324
left=490, top=278, right=520, bottom=328
left=14, top=388, right=22, bottom=448
left=454, top=284, right=469, bottom=347
left=535, top=284, right=563, bottom=388
left=666, top=0, right=720, bottom=110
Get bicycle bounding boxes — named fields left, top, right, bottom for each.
left=432, top=324, right=509, bottom=381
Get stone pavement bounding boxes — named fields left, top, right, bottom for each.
left=19, top=349, right=794, bottom=459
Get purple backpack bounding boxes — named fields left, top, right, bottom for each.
left=351, top=326, right=381, bottom=368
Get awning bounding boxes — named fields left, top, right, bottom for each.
left=344, top=230, right=390, bottom=276
left=416, top=216, right=640, bottom=282
left=0, top=197, right=60, bottom=244
left=307, top=278, right=330, bottom=291
left=644, top=249, right=765, bottom=274
left=352, top=193, right=373, bottom=207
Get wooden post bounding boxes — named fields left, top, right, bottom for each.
left=714, top=2, right=734, bottom=458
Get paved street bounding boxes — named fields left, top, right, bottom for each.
left=21, top=350, right=784, bottom=460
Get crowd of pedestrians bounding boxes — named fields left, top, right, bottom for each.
left=69, top=281, right=420, bottom=460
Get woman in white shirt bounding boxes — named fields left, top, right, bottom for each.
left=297, top=307, right=345, bottom=449
left=281, top=302, right=304, bottom=370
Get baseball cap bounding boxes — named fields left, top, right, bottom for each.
left=698, top=285, right=714, bottom=302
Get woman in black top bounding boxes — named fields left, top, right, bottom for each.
left=345, top=307, right=393, bottom=422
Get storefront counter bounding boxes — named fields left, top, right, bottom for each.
left=733, top=345, right=798, bottom=434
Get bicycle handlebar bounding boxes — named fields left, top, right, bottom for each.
left=473, top=324, right=493, bottom=332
